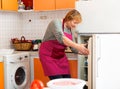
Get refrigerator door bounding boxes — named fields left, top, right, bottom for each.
left=76, top=0, right=120, bottom=33
left=87, top=37, right=92, bottom=89
left=93, top=34, right=120, bottom=89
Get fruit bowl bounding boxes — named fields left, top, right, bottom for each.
left=47, top=78, right=86, bottom=89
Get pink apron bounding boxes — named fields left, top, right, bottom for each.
left=39, top=19, right=72, bottom=76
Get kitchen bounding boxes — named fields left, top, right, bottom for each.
left=1, top=0, right=120, bottom=89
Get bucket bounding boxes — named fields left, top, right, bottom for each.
left=47, top=78, right=86, bottom=89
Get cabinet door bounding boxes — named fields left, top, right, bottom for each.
left=33, top=0, right=55, bottom=11
left=34, top=58, right=50, bottom=87
left=69, top=60, right=78, bottom=78
left=2, top=0, right=18, bottom=10
left=56, top=0, right=75, bottom=10
left=0, top=0, right=1, bottom=10
left=34, top=58, right=77, bottom=86
left=0, top=63, right=4, bottom=89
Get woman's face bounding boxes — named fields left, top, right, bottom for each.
left=66, top=19, right=80, bottom=29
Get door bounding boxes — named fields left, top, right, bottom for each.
left=13, top=67, right=26, bottom=88
left=33, top=0, right=55, bottom=11
left=69, top=60, right=78, bottom=78
left=56, top=0, right=75, bottom=10
left=87, top=37, right=92, bottom=89
left=93, top=34, right=120, bottom=89
left=34, top=58, right=50, bottom=87
left=2, top=0, right=18, bottom=10
left=0, top=0, right=1, bottom=10
left=0, top=62, right=4, bottom=89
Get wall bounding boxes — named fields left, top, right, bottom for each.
left=0, top=11, right=22, bottom=49
left=0, top=10, right=69, bottom=49
left=22, top=10, right=69, bottom=40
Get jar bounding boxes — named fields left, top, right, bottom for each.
left=18, top=1, right=25, bottom=10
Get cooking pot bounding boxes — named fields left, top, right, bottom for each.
left=47, top=78, right=86, bottom=89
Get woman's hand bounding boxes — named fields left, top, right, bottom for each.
left=77, top=44, right=89, bottom=55
left=62, top=36, right=89, bottom=55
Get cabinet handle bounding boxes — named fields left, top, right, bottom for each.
left=96, top=36, right=101, bottom=77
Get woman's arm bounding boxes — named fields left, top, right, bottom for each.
left=62, top=36, right=89, bottom=55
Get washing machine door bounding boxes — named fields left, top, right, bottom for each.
left=11, top=65, right=29, bottom=89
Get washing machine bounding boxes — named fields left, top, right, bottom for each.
left=3, top=52, right=31, bottom=89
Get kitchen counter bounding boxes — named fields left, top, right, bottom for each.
left=0, top=56, right=4, bottom=62
left=15, top=51, right=78, bottom=60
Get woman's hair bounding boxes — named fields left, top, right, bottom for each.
left=64, top=9, right=82, bottom=23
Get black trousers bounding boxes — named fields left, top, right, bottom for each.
left=48, top=74, right=71, bottom=80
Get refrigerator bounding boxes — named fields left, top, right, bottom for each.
left=77, top=33, right=120, bottom=89
left=75, top=0, right=120, bottom=33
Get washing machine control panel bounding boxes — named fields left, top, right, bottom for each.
left=3, top=52, right=30, bottom=63
left=18, top=55, right=28, bottom=61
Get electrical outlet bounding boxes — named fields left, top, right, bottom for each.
left=40, top=16, right=47, bottom=20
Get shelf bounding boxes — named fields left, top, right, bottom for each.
left=18, top=9, right=34, bottom=12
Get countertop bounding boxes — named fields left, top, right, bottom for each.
left=14, top=50, right=78, bottom=60
left=0, top=51, right=78, bottom=62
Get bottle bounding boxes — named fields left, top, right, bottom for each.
left=32, top=40, right=38, bottom=51
left=18, top=1, right=25, bottom=10
left=84, top=57, right=88, bottom=81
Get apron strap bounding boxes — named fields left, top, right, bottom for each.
left=62, top=18, right=65, bottom=31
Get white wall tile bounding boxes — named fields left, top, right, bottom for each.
left=0, top=10, right=70, bottom=49
left=0, top=12, right=22, bottom=49
left=22, top=10, right=69, bottom=40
